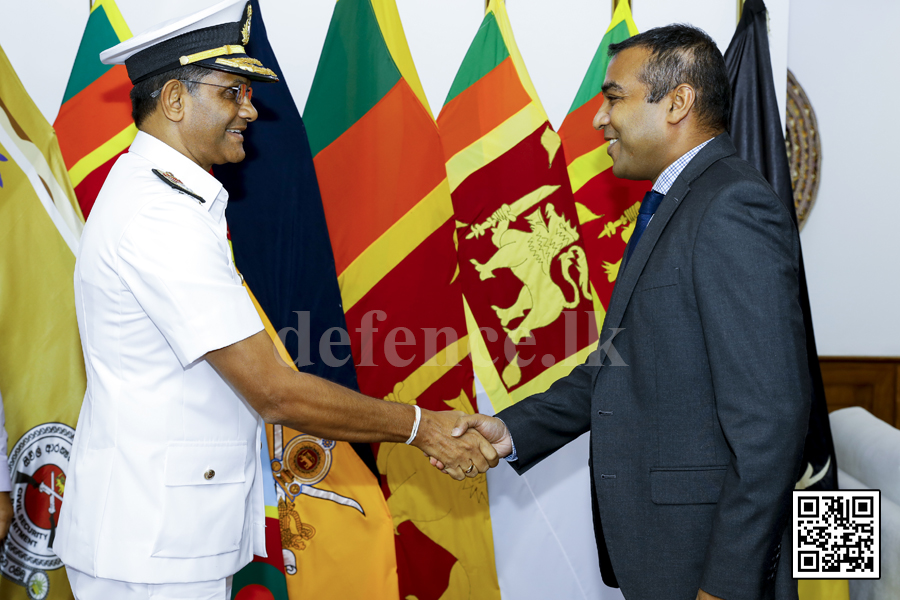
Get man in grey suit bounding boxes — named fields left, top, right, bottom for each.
left=447, top=24, right=810, bottom=600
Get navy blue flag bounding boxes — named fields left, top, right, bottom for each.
left=214, top=1, right=378, bottom=476
left=725, top=0, right=837, bottom=492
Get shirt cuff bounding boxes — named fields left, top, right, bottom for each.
left=496, top=418, right=517, bottom=462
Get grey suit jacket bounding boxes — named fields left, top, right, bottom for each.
left=498, top=134, right=810, bottom=600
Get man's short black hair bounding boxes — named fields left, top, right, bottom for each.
left=608, top=24, right=731, bottom=133
left=130, top=64, right=212, bottom=128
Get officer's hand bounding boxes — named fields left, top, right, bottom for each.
left=429, top=413, right=513, bottom=471
left=412, top=410, right=499, bottom=480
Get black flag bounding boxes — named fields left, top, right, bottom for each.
left=215, top=0, right=378, bottom=478
left=724, top=0, right=837, bottom=491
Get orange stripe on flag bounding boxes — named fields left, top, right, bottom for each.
left=315, top=80, right=447, bottom=277
left=559, top=93, right=605, bottom=165
left=437, top=57, right=531, bottom=159
left=55, top=65, right=133, bottom=169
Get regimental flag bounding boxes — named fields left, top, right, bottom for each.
left=724, top=0, right=838, bottom=492
left=724, top=4, right=843, bottom=597
left=232, top=285, right=395, bottom=600
left=230, top=301, right=291, bottom=600
left=54, top=0, right=135, bottom=219
left=437, top=0, right=598, bottom=412
left=557, top=0, right=648, bottom=315
left=0, top=44, right=85, bottom=600
left=304, top=0, right=499, bottom=598
left=215, top=2, right=397, bottom=598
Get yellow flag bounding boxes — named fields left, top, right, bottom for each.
left=244, top=287, right=399, bottom=600
left=799, top=580, right=850, bottom=600
left=0, top=44, right=85, bottom=600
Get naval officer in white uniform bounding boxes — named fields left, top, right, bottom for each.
left=54, top=1, right=498, bottom=598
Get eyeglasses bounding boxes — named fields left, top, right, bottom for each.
left=150, top=81, right=253, bottom=105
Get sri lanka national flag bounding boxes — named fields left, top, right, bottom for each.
left=304, top=0, right=500, bottom=598
left=215, top=1, right=398, bottom=598
left=437, top=0, right=597, bottom=413
left=0, top=44, right=85, bottom=600
left=54, top=0, right=135, bottom=218
left=557, top=0, right=648, bottom=316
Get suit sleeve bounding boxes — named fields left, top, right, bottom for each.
left=692, top=174, right=810, bottom=599
left=496, top=362, right=595, bottom=474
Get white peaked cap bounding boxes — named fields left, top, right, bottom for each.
left=100, top=0, right=246, bottom=66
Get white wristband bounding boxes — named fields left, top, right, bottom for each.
left=405, top=405, right=422, bottom=445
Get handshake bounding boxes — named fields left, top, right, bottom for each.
left=411, top=410, right=514, bottom=481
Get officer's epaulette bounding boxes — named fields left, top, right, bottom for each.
left=152, top=169, right=206, bottom=204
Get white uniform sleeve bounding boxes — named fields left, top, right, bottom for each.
left=0, top=393, right=11, bottom=492
left=118, top=196, right=263, bottom=366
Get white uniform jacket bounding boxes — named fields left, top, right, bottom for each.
left=55, top=132, right=266, bottom=584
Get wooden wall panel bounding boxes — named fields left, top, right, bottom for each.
left=819, top=357, right=900, bottom=428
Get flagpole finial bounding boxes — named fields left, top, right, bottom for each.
left=612, top=0, right=631, bottom=18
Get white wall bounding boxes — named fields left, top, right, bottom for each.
left=5, top=0, right=888, bottom=357
left=4, top=0, right=783, bottom=133
left=788, top=0, right=900, bottom=356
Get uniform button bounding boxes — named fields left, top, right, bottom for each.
left=204, top=469, right=216, bottom=480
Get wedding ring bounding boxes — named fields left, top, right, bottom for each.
left=465, top=464, right=475, bottom=475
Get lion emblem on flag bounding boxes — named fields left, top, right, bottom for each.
left=468, top=185, right=591, bottom=345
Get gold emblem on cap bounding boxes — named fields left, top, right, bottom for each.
left=242, top=4, right=252, bottom=45
left=215, top=56, right=276, bottom=78
left=179, top=45, right=246, bottom=66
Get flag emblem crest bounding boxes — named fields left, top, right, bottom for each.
left=281, top=436, right=331, bottom=485
left=2, top=423, right=75, bottom=599
left=467, top=187, right=591, bottom=353
left=272, top=435, right=364, bottom=514
left=456, top=161, right=595, bottom=392
left=278, top=496, right=316, bottom=554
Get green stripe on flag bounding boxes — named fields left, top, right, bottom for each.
left=61, top=5, right=119, bottom=104
left=444, top=12, right=509, bottom=105
left=304, top=0, right=401, bottom=157
left=567, top=20, right=632, bottom=114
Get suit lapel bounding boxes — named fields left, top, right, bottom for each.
left=599, top=134, right=738, bottom=337
left=602, top=180, right=690, bottom=333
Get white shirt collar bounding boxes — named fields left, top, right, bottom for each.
left=128, top=131, right=227, bottom=213
left=652, top=137, right=714, bottom=195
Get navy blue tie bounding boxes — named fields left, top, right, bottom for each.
left=623, top=190, right=665, bottom=269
